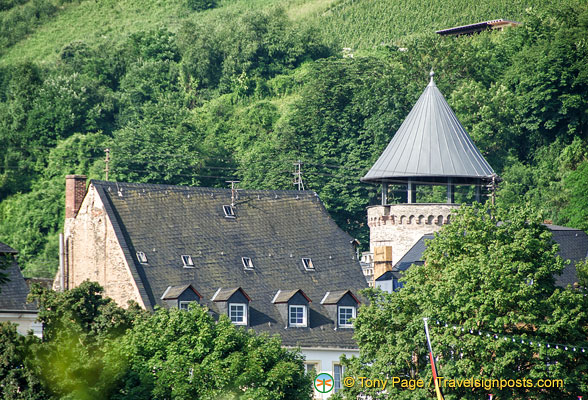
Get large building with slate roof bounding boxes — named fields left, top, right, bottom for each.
left=0, top=242, right=41, bottom=337
left=56, top=176, right=367, bottom=397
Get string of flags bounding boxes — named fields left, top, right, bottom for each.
left=432, top=319, right=587, bottom=354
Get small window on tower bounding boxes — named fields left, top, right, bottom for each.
left=302, top=258, right=314, bottom=271
left=242, top=257, right=254, bottom=270
left=181, top=255, right=194, bottom=268
left=136, top=252, right=148, bottom=264
left=223, top=205, right=235, bottom=218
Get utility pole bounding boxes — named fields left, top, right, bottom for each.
left=293, top=160, right=305, bottom=190
left=104, top=148, right=110, bottom=181
left=226, top=180, right=240, bottom=207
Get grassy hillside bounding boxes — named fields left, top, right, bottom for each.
left=1, top=0, right=550, bottom=65
left=1, top=0, right=587, bottom=277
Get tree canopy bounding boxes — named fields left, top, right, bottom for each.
left=340, top=203, right=588, bottom=399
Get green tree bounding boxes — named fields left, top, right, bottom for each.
left=561, top=160, right=588, bottom=232
left=108, top=304, right=312, bottom=400
left=28, top=281, right=145, bottom=399
left=0, top=322, right=48, bottom=400
left=340, top=203, right=588, bottom=399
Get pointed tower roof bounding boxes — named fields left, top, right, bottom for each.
left=361, top=71, right=496, bottom=185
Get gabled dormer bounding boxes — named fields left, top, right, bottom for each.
left=211, top=287, right=251, bottom=326
left=161, top=284, right=202, bottom=310
left=271, top=289, right=312, bottom=328
left=320, top=290, right=360, bottom=329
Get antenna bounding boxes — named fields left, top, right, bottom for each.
left=226, top=180, right=241, bottom=207
left=293, top=160, right=305, bottom=190
left=104, top=148, right=110, bottom=181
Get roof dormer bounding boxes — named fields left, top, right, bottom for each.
left=212, top=287, right=251, bottom=326
left=320, top=290, right=360, bottom=329
left=161, top=284, right=202, bottom=310
left=272, top=289, right=312, bottom=328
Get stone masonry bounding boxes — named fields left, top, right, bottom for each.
left=367, top=203, right=460, bottom=267
left=60, top=184, right=145, bottom=308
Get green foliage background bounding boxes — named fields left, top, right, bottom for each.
left=0, top=0, right=587, bottom=277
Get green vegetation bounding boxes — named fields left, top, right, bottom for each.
left=0, top=282, right=311, bottom=399
left=340, top=203, right=588, bottom=399
left=0, top=0, right=587, bottom=277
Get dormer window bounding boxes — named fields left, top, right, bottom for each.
left=242, top=257, right=254, bottom=270
left=181, top=255, right=194, bottom=268
left=289, top=305, right=307, bottom=327
left=161, top=284, right=202, bottom=310
left=229, top=303, right=247, bottom=325
left=211, top=287, right=251, bottom=326
left=338, top=306, right=356, bottom=328
left=271, top=289, right=311, bottom=328
left=320, top=290, right=360, bottom=329
left=302, top=258, right=314, bottom=271
left=136, top=251, right=148, bottom=264
left=223, top=205, right=235, bottom=218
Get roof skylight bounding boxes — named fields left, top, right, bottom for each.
left=302, top=258, right=314, bottom=271
left=242, top=257, right=254, bottom=270
left=223, top=205, right=235, bottom=218
left=181, top=255, right=194, bottom=268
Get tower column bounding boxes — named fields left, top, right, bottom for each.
left=447, top=178, right=454, bottom=204
left=381, top=183, right=388, bottom=205
left=407, top=179, right=416, bottom=204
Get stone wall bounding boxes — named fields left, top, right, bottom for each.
left=367, top=204, right=460, bottom=265
left=64, top=185, right=145, bottom=308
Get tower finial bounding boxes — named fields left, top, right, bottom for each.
left=429, top=69, right=435, bottom=86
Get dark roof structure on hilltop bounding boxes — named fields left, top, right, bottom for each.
left=361, top=72, right=496, bottom=185
left=92, top=181, right=367, bottom=348
left=0, top=242, right=36, bottom=312
left=436, top=19, right=520, bottom=36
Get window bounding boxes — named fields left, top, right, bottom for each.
left=181, top=255, right=194, bottom=268
left=223, top=205, right=235, bottom=218
left=229, top=303, right=247, bottom=325
left=304, top=362, right=318, bottom=376
left=289, top=305, right=307, bottom=327
left=242, top=257, right=254, bottom=270
left=301, top=258, right=314, bottom=271
left=136, top=251, right=148, bottom=264
left=179, top=301, right=193, bottom=310
left=338, top=306, right=356, bottom=328
left=334, top=364, right=344, bottom=392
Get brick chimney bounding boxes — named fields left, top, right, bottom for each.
left=65, top=175, right=87, bottom=219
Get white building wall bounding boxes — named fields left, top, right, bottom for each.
left=299, top=347, right=359, bottom=399
left=0, top=312, right=42, bottom=337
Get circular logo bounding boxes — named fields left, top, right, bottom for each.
left=314, top=372, right=334, bottom=393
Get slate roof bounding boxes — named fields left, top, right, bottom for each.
left=382, top=227, right=588, bottom=288
left=0, top=243, right=36, bottom=312
left=161, top=284, right=202, bottom=300
left=361, top=72, right=496, bottom=185
left=212, top=287, right=251, bottom=302
left=0, top=242, right=17, bottom=254
left=545, top=225, right=588, bottom=287
left=272, top=289, right=311, bottom=304
left=92, top=181, right=367, bottom=349
left=320, top=290, right=360, bottom=305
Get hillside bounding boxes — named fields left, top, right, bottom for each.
left=0, top=0, right=587, bottom=277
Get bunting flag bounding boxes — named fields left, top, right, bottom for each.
left=424, top=318, right=445, bottom=400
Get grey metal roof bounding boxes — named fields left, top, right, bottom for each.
left=92, top=180, right=367, bottom=349
left=395, top=234, right=434, bottom=271
left=362, top=72, right=496, bottom=184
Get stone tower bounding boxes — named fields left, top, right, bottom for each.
left=361, top=71, right=498, bottom=278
